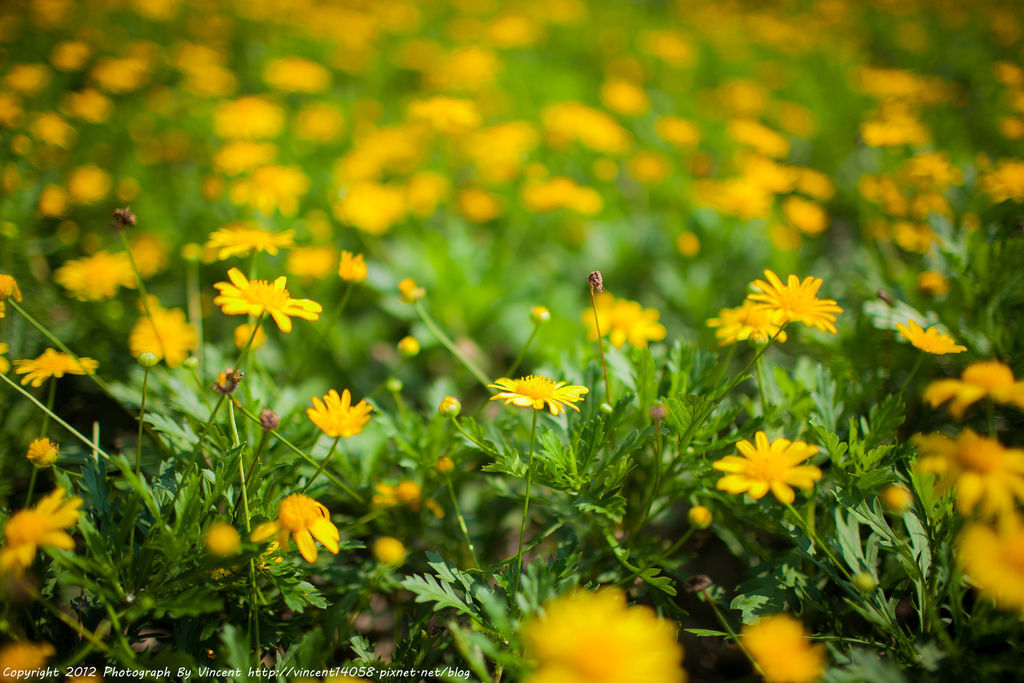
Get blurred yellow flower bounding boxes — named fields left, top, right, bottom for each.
left=542, top=101, right=631, bottom=155
left=50, top=40, right=91, bottom=71
left=263, top=56, right=331, bottom=93
left=747, top=270, right=843, bottom=335
left=522, top=177, right=602, bottom=215
left=923, top=361, right=1024, bottom=419
left=54, top=250, right=136, bottom=301
left=333, top=181, right=407, bottom=235
left=26, top=438, right=58, bottom=468
left=916, top=430, right=1024, bottom=521
left=656, top=116, right=700, bottom=147
left=398, top=278, right=425, bottom=303
left=129, top=298, right=197, bottom=367
left=458, top=187, right=502, bottom=222
left=4, top=63, right=51, bottom=96
left=0, top=642, right=56, bottom=680
left=601, top=79, right=650, bottom=116
left=295, top=102, right=344, bottom=142
left=286, top=246, right=337, bottom=279
left=213, top=267, right=322, bottom=333
left=0, top=488, right=82, bottom=573
left=523, top=588, right=686, bottom=683
left=583, top=292, right=667, bottom=348
left=214, top=96, right=285, bottom=140
left=230, top=164, right=310, bottom=216
left=0, top=273, right=23, bottom=319
left=714, top=431, right=821, bottom=504
left=338, top=251, right=367, bottom=283
left=958, top=516, right=1024, bottom=614
left=741, top=614, right=825, bottom=683
left=67, top=164, right=111, bottom=204
left=707, top=300, right=788, bottom=346
left=233, top=323, right=267, bottom=350
left=213, top=141, right=277, bottom=176
left=978, top=158, right=1024, bottom=204
left=307, top=389, right=373, bottom=438
left=373, top=536, right=407, bottom=565
left=917, top=270, right=949, bottom=296
left=408, top=96, right=481, bottom=134
left=251, top=493, right=340, bottom=564
left=90, top=56, right=149, bottom=94
left=880, top=485, right=913, bottom=514
left=63, top=88, right=113, bottom=123
left=206, top=223, right=295, bottom=260
left=14, top=349, right=99, bottom=387
left=895, top=320, right=966, bottom=355
left=205, top=522, right=241, bottom=557
left=0, top=342, right=8, bottom=373
left=728, top=118, right=790, bottom=158
left=782, top=196, right=828, bottom=235
left=489, top=375, right=588, bottom=416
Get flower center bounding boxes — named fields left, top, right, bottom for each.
left=512, top=375, right=557, bottom=399
left=243, top=279, right=291, bottom=309
left=278, top=494, right=326, bottom=531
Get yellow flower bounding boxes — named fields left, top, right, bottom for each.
left=713, top=431, right=822, bottom=504
left=600, top=79, right=650, bottom=117
left=741, top=614, right=825, bottom=683
left=915, top=430, right=1024, bottom=521
left=206, top=223, right=295, bottom=260
left=923, top=360, right=1024, bottom=419
left=213, top=267, right=322, bottom=333
left=373, top=537, right=407, bottom=565
left=747, top=269, right=843, bottom=335
left=523, top=588, right=686, bottom=683
left=0, top=642, right=56, bottom=681
left=0, top=342, right=8, bottom=373
left=917, top=270, right=949, bottom=296
left=707, top=300, right=788, bottom=346
left=295, top=102, right=344, bottom=142
left=262, top=57, right=331, bottom=93
left=583, top=292, right=667, bottom=349
left=129, top=299, right=198, bottom=367
left=688, top=505, right=712, bottom=529
left=489, top=375, right=589, bottom=416
left=205, top=522, right=241, bottom=557
left=307, top=389, right=373, bottom=438
left=408, top=96, right=481, bottom=134
left=129, top=234, right=169, bottom=278
left=333, top=180, right=407, bottom=235
left=67, top=164, right=112, bottom=204
left=397, top=336, right=420, bottom=358
left=338, top=250, right=367, bottom=282
left=880, top=485, right=913, bottom=514
left=250, top=493, right=340, bottom=563
left=958, top=516, right=1024, bottom=614
left=438, top=395, right=462, bottom=417
left=782, top=196, right=828, bottom=235
left=26, top=438, right=58, bottom=468
left=0, top=273, right=22, bottom=319
left=213, top=96, right=285, bottom=140
left=398, top=278, right=425, bottom=303
left=895, top=320, right=966, bottom=354
left=0, top=488, right=82, bottom=573
left=286, top=246, right=337, bottom=279
left=229, top=165, right=310, bottom=217
left=54, top=250, right=136, bottom=301
left=14, top=349, right=99, bottom=387
left=234, top=323, right=267, bottom=350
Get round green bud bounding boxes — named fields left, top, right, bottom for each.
left=137, top=352, right=159, bottom=368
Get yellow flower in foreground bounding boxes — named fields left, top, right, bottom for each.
left=915, top=430, right=1024, bottom=521
left=958, top=516, right=1024, bottom=614
left=213, top=267, right=322, bottom=333
left=489, top=375, right=589, bottom=416
left=523, top=588, right=686, bottom=683
left=54, top=250, right=136, bottom=301
left=26, top=438, right=59, bottom=468
left=923, top=360, right=1024, bottom=419
left=251, top=493, right=340, bottom=563
left=0, top=642, right=56, bottom=681
left=307, top=389, right=373, bottom=438
left=741, top=614, right=825, bottom=683
left=129, top=299, right=198, bottom=367
left=14, top=348, right=99, bottom=387
left=0, top=488, right=82, bottom=573
left=707, top=300, right=788, bottom=345
left=714, top=431, right=821, bottom=504
left=206, top=223, right=295, bottom=260
left=583, top=292, right=667, bottom=348
left=205, top=522, right=241, bottom=557
left=338, top=250, right=367, bottom=282
left=747, top=270, right=843, bottom=334
left=896, top=320, right=966, bottom=354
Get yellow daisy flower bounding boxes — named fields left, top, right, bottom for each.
left=212, top=267, right=322, bottom=333
left=747, top=269, right=843, bottom=334
left=523, top=587, right=686, bottom=683
left=489, top=375, right=589, bottom=416
left=0, top=488, right=83, bottom=573
left=915, top=430, right=1024, bottom=521
left=741, top=614, right=825, bottom=683
left=306, top=389, right=373, bottom=438
left=14, top=348, right=99, bottom=387
left=958, top=515, right=1024, bottom=615
left=895, top=320, right=966, bottom=354
left=250, top=493, right=340, bottom=563
left=26, top=438, right=59, bottom=468
left=54, top=250, right=136, bottom=301
left=338, top=250, right=367, bottom=283
left=206, top=223, right=295, bottom=260
left=128, top=298, right=198, bottom=367
left=707, top=300, right=788, bottom=345
left=923, top=360, right=1024, bottom=419
left=583, top=292, right=667, bottom=348
left=713, top=431, right=822, bottom=504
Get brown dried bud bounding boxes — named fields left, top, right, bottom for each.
left=113, top=206, right=136, bottom=230
left=684, top=575, right=713, bottom=593
left=877, top=289, right=894, bottom=307
left=588, top=270, right=604, bottom=293
left=649, top=404, right=668, bottom=423
left=259, top=408, right=280, bottom=431
left=213, top=368, right=244, bottom=395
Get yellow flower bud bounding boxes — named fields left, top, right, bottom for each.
left=205, top=522, right=241, bottom=557
left=853, top=571, right=877, bottom=593
left=688, top=505, right=712, bottom=529
left=397, top=336, right=420, bottom=358
left=438, top=395, right=462, bottom=417
left=880, top=485, right=913, bottom=514
left=398, top=278, right=425, bottom=303
left=530, top=306, right=551, bottom=324
left=436, top=456, right=454, bottom=473
left=373, top=536, right=407, bottom=565
left=26, top=438, right=59, bottom=468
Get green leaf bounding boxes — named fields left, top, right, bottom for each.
left=683, top=628, right=729, bottom=637
left=402, top=574, right=481, bottom=622
left=145, top=412, right=199, bottom=451
left=219, top=624, right=252, bottom=681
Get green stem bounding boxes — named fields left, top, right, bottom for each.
left=700, top=589, right=759, bottom=673
left=40, top=379, right=56, bottom=437
left=445, top=474, right=480, bottom=569
left=414, top=300, right=490, bottom=388
left=754, top=353, right=769, bottom=409
left=511, top=410, right=539, bottom=602
left=899, top=352, right=925, bottom=395
left=505, top=324, right=540, bottom=378
left=186, top=255, right=205, bottom=384
left=301, top=436, right=342, bottom=493
left=589, top=287, right=612, bottom=406
left=136, top=367, right=151, bottom=475
left=120, top=230, right=166, bottom=360
left=25, top=468, right=38, bottom=506
left=29, top=585, right=110, bottom=653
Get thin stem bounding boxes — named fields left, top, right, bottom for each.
left=754, top=354, right=769, bottom=409
left=186, top=255, right=205, bottom=384
left=899, top=353, right=925, bottom=395
left=511, top=410, right=539, bottom=602
left=40, top=379, right=57, bottom=436
left=589, top=287, right=612, bottom=406
left=25, top=468, right=38, bottom=506
left=505, top=324, right=540, bottom=378
left=414, top=300, right=490, bottom=388
left=301, top=436, right=342, bottom=493
left=136, top=367, right=151, bottom=475
left=287, top=282, right=354, bottom=384
left=700, top=589, right=759, bottom=673
left=28, top=584, right=110, bottom=653
left=1, top=372, right=110, bottom=460
left=120, top=230, right=166, bottom=360
left=445, top=473, right=480, bottom=569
